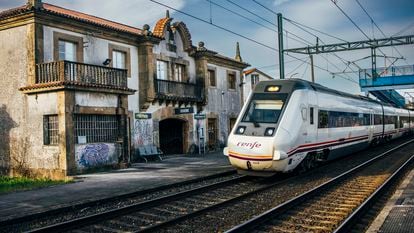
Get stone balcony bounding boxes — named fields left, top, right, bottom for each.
left=20, top=60, right=135, bottom=94
left=154, top=78, right=204, bottom=104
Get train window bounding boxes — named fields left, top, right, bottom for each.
left=310, top=107, right=314, bottom=125
left=318, top=110, right=328, bottom=128
left=374, top=114, right=383, bottom=125
left=242, top=93, right=287, bottom=124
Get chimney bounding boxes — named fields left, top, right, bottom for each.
left=166, top=10, right=170, bottom=18
left=235, top=42, right=242, bottom=62
left=28, top=0, right=42, bottom=9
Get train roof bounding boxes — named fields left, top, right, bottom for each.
left=255, top=78, right=389, bottom=106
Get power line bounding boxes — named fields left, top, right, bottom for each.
left=208, top=0, right=276, bottom=33
left=354, top=0, right=408, bottom=66
left=148, top=0, right=359, bottom=85
left=225, top=0, right=313, bottom=46
left=148, top=0, right=278, bottom=52
left=250, top=0, right=359, bottom=81
left=251, top=0, right=277, bottom=16
left=283, top=17, right=348, bottom=43
left=330, top=0, right=394, bottom=66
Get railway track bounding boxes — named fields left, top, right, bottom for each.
left=0, top=170, right=240, bottom=232
left=226, top=139, right=414, bottom=233
left=25, top=173, right=280, bottom=233
left=3, top=139, right=413, bottom=233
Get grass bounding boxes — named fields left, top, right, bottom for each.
left=0, top=176, right=68, bottom=194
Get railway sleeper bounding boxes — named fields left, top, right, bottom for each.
left=287, top=212, right=344, bottom=221
left=89, top=224, right=126, bottom=233
left=282, top=216, right=340, bottom=226
left=271, top=220, right=334, bottom=232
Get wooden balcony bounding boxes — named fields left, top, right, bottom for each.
left=154, top=79, right=204, bottom=103
left=20, top=61, right=135, bottom=94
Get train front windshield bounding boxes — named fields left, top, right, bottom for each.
left=242, top=93, right=288, bottom=124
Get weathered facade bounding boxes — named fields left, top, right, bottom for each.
left=0, top=0, right=146, bottom=179
left=0, top=1, right=248, bottom=179
left=242, top=68, right=274, bottom=103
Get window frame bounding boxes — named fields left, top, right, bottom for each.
left=108, top=43, right=131, bottom=77
left=43, top=115, right=59, bottom=146
left=227, top=71, right=237, bottom=90
left=53, top=31, right=83, bottom=62
left=208, top=68, right=216, bottom=87
left=156, top=60, right=169, bottom=80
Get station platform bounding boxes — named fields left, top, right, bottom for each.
left=0, top=152, right=232, bottom=222
left=367, top=168, right=414, bottom=232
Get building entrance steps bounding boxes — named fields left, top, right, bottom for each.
left=0, top=152, right=231, bottom=222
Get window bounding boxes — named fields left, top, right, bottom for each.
left=53, top=32, right=83, bottom=62
left=318, top=110, right=371, bottom=128
left=228, top=72, right=236, bottom=90
left=242, top=93, right=287, bottom=124
left=74, top=114, right=119, bottom=143
left=374, top=114, right=383, bottom=125
left=109, top=44, right=131, bottom=76
left=156, top=60, right=168, bottom=80
left=112, top=50, right=126, bottom=69
left=208, top=69, right=216, bottom=87
left=400, top=116, right=410, bottom=128
left=251, top=74, right=259, bottom=88
left=43, top=115, right=59, bottom=145
left=310, top=107, right=314, bottom=125
left=384, top=115, right=398, bottom=128
left=173, top=63, right=186, bottom=82
left=58, top=40, right=77, bottom=62
left=318, top=110, right=329, bottom=128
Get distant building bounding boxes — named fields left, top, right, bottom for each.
left=242, top=68, right=274, bottom=103
left=0, top=1, right=248, bottom=179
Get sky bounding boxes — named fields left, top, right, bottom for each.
left=1, top=0, right=414, bottom=99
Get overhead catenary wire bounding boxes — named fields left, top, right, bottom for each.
left=354, top=0, right=409, bottom=66
left=148, top=0, right=359, bottom=85
left=330, top=0, right=394, bottom=67
left=250, top=0, right=359, bottom=82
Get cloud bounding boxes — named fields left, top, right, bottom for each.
left=273, top=0, right=293, bottom=7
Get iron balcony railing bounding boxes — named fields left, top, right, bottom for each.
left=154, top=78, right=204, bottom=101
left=36, top=60, right=128, bottom=88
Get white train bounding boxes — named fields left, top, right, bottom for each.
left=224, top=79, right=414, bottom=176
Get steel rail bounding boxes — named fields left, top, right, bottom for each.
left=3, top=170, right=236, bottom=232
left=225, top=139, right=414, bottom=233
left=334, top=153, right=414, bottom=232
left=0, top=170, right=236, bottom=227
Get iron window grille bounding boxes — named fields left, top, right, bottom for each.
left=74, top=114, right=119, bottom=143
left=43, top=115, right=59, bottom=145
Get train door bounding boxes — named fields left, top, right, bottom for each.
left=368, top=109, right=374, bottom=142
left=307, top=91, right=318, bottom=144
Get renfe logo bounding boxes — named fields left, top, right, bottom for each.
left=237, top=141, right=262, bottom=149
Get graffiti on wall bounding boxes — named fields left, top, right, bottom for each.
left=75, top=143, right=117, bottom=169
left=133, top=119, right=153, bottom=146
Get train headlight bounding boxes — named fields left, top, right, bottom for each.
left=264, top=127, right=275, bottom=136
left=236, top=126, right=246, bottom=135
left=265, top=85, right=280, bottom=92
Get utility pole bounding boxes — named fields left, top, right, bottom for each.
left=277, top=13, right=285, bottom=79
left=310, top=54, right=315, bottom=83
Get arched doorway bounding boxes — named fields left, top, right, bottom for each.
left=159, top=118, right=186, bottom=155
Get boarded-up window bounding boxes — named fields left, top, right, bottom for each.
left=208, top=69, right=216, bottom=87
left=74, top=114, right=119, bottom=143
left=43, top=115, right=59, bottom=145
left=228, top=72, right=236, bottom=90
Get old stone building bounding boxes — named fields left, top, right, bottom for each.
left=131, top=12, right=249, bottom=155
left=242, top=68, right=273, bottom=103
left=0, top=1, right=248, bottom=179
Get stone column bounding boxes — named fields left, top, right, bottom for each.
left=58, top=90, right=76, bottom=176
left=137, top=42, right=156, bottom=111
